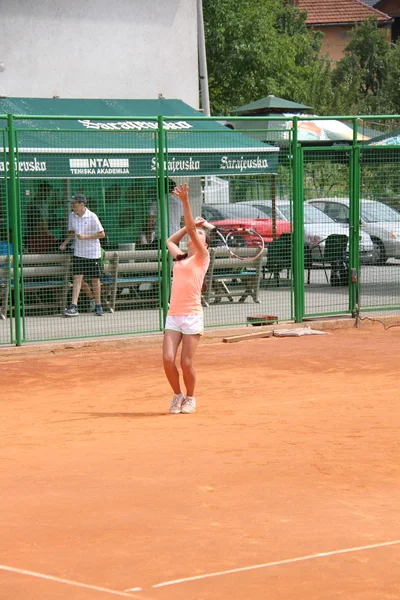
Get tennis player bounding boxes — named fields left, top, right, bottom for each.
left=163, top=183, right=210, bottom=414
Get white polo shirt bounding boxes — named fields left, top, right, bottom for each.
left=68, top=207, right=104, bottom=259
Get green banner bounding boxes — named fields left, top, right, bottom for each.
left=0, top=150, right=279, bottom=179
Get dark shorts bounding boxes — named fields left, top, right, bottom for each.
left=73, top=256, right=101, bottom=280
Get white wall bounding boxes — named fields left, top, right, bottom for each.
left=0, top=0, right=199, bottom=107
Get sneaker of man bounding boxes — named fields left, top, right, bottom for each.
left=64, top=305, right=79, bottom=317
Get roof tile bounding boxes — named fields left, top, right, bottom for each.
left=296, top=0, right=391, bottom=25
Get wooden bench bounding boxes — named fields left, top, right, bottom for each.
left=101, top=248, right=165, bottom=312
left=203, top=247, right=265, bottom=305
left=0, top=252, right=117, bottom=318
left=0, top=246, right=266, bottom=318
left=0, top=253, right=72, bottom=318
left=101, top=247, right=266, bottom=310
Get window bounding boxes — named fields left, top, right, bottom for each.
left=325, top=203, right=349, bottom=224
left=361, top=201, right=400, bottom=223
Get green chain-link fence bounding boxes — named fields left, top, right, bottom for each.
left=358, top=146, right=400, bottom=315
left=0, top=122, right=12, bottom=339
left=1, top=113, right=400, bottom=345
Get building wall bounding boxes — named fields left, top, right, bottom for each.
left=0, top=0, right=199, bottom=107
left=312, top=23, right=392, bottom=62
left=376, top=0, right=400, bottom=42
left=317, top=26, right=353, bottom=62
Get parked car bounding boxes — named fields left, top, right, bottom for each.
left=306, top=198, right=400, bottom=265
left=201, top=204, right=291, bottom=247
left=233, top=199, right=374, bottom=262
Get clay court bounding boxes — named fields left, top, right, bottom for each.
left=1, top=324, right=400, bottom=600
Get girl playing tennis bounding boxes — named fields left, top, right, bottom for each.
left=163, top=183, right=210, bottom=414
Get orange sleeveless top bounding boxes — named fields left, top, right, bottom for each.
left=168, top=253, right=210, bottom=316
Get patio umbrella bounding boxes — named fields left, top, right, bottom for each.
left=227, top=112, right=370, bottom=143
left=283, top=115, right=370, bottom=142
left=228, top=96, right=371, bottom=142
left=367, top=130, right=400, bottom=146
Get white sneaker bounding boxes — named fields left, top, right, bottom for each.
left=169, top=393, right=184, bottom=414
left=181, top=396, right=196, bottom=414
left=89, top=299, right=96, bottom=312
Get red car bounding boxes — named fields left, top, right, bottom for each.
left=202, top=203, right=291, bottom=246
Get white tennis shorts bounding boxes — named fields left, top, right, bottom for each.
left=165, top=315, right=204, bottom=335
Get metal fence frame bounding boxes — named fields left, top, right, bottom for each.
left=1, top=113, right=400, bottom=345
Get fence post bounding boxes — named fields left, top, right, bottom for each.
left=7, top=114, right=22, bottom=346
left=349, top=119, right=360, bottom=315
left=157, top=115, right=169, bottom=326
left=292, top=117, right=304, bottom=323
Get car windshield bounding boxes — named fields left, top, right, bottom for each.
left=252, top=204, right=275, bottom=218
left=202, top=205, right=227, bottom=220
left=209, top=204, right=269, bottom=220
left=277, top=203, right=335, bottom=224
left=361, top=202, right=400, bottom=223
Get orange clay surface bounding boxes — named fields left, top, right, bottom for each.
left=1, top=326, right=400, bottom=600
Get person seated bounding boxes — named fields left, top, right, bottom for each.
left=26, top=221, right=59, bottom=254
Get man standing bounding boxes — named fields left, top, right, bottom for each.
left=60, top=194, right=105, bottom=317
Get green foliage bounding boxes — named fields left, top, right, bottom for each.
left=304, top=160, right=350, bottom=199
left=381, top=42, right=400, bottom=114
left=203, top=3, right=400, bottom=118
left=331, top=19, right=391, bottom=114
left=203, top=0, right=325, bottom=115
left=336, top=19, right=390, bottom=95
left=296, top=56, right=335, bottom=115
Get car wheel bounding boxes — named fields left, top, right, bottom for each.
left=371, top=238, right=387, bottom=265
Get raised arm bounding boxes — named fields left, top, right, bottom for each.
left=171, top=184, right=208, bottom=259
left=166, top=218, right=206, bottom=258
left=166, top=224, right=188, bottom=259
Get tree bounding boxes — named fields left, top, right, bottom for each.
left=202, top=0, right=326, bottom=115
left=203, top=3, right=400, bottom=119
left=332, top=19, right=391, bottom=114
left=381, top=41, right=400, bottom=115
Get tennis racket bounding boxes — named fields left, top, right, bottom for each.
left=201, top=220, right=265, bottom=262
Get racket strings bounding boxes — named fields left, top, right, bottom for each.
left=226, top=229, right=265, bottom=261
left=207, top=226, right=265, bottom=261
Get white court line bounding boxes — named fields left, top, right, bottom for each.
left=0, top=564, right=140, bottom=598
left=151, top=539, right=400, bottom=589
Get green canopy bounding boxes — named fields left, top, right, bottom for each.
left=231, top=95, right=312, bottom=115
left=0, top=97, right=279, bottom=178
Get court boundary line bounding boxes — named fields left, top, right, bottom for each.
left=148, top=539, right=400, bottom=589
left=0, top=564, right=141, bottom=598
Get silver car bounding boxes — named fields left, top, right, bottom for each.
left=306, top=198, right=400, bottom=265
left=231, top=199, right=374, bottom=262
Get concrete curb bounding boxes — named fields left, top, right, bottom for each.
left=1, top=314, right=398, bottom=360
left=0, top=316, right=361, bottom=359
